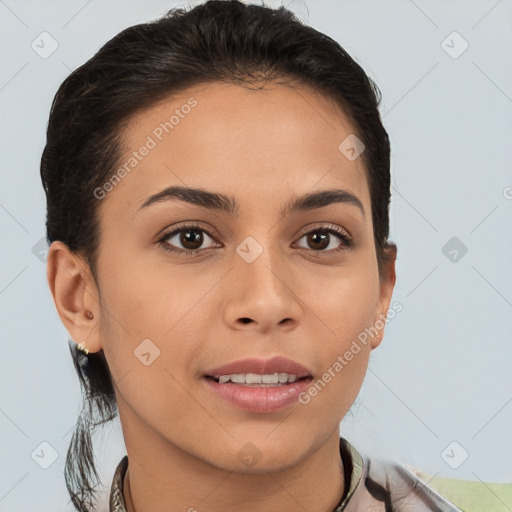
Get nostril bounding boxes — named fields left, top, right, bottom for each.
left=239, top=318, right=252, bottom=324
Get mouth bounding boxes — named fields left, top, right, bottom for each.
left=205, top=373, right=313, bottom=387
left=204, top=354, right=313, bottom=381
left=202, top=356, right=314, bottom=413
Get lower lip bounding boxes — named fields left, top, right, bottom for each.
left=203, top=377, right=313, bottom=413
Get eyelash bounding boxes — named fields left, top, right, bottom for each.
left=157, top=223, right=353, bottom=256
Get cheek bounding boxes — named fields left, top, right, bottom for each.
left=97, top=253, right=211, bottom=394
left=99, top=245, right=201, bottom=337
left=309, top=260, right=380, bottom=345
left=98, top=275, right=201, bottom=430
left=297, top=260, right=379, bottom=407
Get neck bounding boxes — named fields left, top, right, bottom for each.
left=119, top=406, right=345, bottom=512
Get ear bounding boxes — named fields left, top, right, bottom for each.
left=46, top=241, right=102, bottom=353
left=370, top=242, right=397, bottom=349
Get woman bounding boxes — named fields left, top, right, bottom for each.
left=41, top=0, right=462, bottom=510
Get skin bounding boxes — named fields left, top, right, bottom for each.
left=47, top=81, right=396, bottom=512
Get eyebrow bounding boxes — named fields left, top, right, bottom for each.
left=138, top=186, right=365, bottom=219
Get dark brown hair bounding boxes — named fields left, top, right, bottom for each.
left=40, top=1, right=395, bottom=509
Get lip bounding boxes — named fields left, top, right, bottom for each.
left=204, top=355, right=312, bottom=379
left=203, top=377, right=313, bottom=413
left=203, top=355, right=313, bottom=413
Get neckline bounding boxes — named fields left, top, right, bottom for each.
left=109, top=437, right=364, bottom=512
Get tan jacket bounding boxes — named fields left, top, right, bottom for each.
left=110, top=437, right=463, bottom=511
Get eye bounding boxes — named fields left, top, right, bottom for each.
left=158, top=223, right=219, bottom=255
left=157, top=222, right=353, bottom=256
left=295, top=224, right=353, bottom=254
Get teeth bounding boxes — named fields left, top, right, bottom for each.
left=216, top=373, right=300, bottom=384
left=262, top=374, right=278, bottom=384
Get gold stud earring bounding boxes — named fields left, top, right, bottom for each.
left=86, top=311, right=94, bottom=320
left=76, top=342, right=90, bottom=355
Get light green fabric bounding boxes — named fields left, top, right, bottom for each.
left=415, top=471, right=512, bottom=512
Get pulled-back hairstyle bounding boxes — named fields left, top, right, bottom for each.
left=40, top=1, right=394, bottom=510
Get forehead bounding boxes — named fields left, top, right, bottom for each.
left=103, top=81, right=370, bottom=217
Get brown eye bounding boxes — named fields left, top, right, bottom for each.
left=177, top=228, right=204, bottom=250
left=305, top=231, right=330, bottom=250
left=296, top=226, right=352, bottom=253
left=159, top=224, right=219, bottom=254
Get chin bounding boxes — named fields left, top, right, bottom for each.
left=213, top=435, right=311, bottom=474
left=217, top=451, right=306, bottom=475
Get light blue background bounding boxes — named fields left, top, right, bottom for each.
left=1, top=0, right=511, bottom=510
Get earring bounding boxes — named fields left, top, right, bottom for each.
left=76, top=342, right=90, bottom=355
left=376, top=331, right=383, bottom=340
left=86, top=311, right=94, bottom=320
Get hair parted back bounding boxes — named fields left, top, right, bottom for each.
left=40, top=1, right=393, bottom=510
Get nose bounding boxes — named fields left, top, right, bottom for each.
left=222, top=242, right=302, bottom=334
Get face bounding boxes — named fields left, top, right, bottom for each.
left=59, top=81, right=395, bottom=472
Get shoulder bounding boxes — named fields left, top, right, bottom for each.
left=339, top=438, right=464, bottom=512
left=364, top=457, right=463, bottom=511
